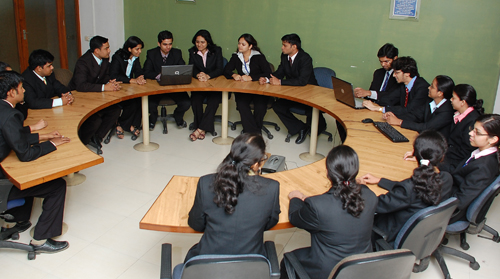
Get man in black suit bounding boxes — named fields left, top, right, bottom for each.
left=22, top=49, right=75, bottom=109
left=1, top=61, right=29, bottom=120
left=69, top=36, right=121, bottom=148
left=354, top=43, right=399, bottom=106
left=260, top=34, right=326, bottom=144
left=0, top=71, right=70, bottom=253
left=143, top=30, right=190, bottom=130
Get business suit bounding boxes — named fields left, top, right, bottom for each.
left=369, top=68, right=398, bottom=106
left=224, top=52, right=272, bottom=134
left=374, top=172, right=453, bottom=243
left=400, top=99, right=454, bottom=139
left=449, top=152, right=499, bottom=223
left=188, top=46, right=224, bottom=133
left=285, top=185, right=377, bottom=279
left=271, top=51, right=327, bottom=135
left=22, top=69, right=70, bottom=109
left=0, top=100, right=66, bottom=240
left=69, top=50, right=121, bottom=145
left=186, top=173, right=280, bottom=261
left=384, top=77, right=431, bottom=118
left=142, top=47, right=190, bottom=126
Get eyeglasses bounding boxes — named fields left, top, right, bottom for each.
left=469, top=126, right=490, bottom=137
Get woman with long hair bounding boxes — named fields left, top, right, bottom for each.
left=281, top=145, right=377, bottom=279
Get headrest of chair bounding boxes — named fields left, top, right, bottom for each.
left=182, top=254, right=271, bottom=279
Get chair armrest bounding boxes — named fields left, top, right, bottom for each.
left=264, top=241, right=280, bottom=278
left=160, top=243, right=172, bottom=279
left=372, top=225, right=388, bottom=240
left=283, top=252, right=311, bottom=279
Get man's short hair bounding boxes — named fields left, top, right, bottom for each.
left=392, top=56, right=419, bottom=78
left=28, top=49, right=55, bottom=71
left=0, top=71, right=24, bottom=100
left=158, top=30, right=173, bottom=43
left=281, top=34, right=302, bottom=51
left=0, top=62, right=11, bottom=72
left=89, top=36, right=109, bottom=52
left=377, top=43, right=398, bottom=59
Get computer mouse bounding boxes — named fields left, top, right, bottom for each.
left=362, top=118, right=374, bottom=124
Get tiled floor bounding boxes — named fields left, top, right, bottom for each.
left=1, top=101, right=500, bottom=279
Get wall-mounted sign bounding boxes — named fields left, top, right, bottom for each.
left=390, top=0, right=420, bottom=21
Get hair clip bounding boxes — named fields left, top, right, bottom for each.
left=420, top=159, right=430, bottom=166
left=231, top=160, right=236, bottom=166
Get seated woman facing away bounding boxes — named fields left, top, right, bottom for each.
left=360, top=130, right=453, bottom=244
left=281, top=145, right=378, bottom=279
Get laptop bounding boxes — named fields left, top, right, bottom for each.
left=331, top=76, right=365, bottom=109
left=158, top=65, right=193, bottom=86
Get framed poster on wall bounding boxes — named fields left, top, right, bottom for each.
left=390, top=0, right=420, bottom=21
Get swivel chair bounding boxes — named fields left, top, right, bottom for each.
left=160, top=241, right=280, bottom=279
left=53, top=68, right=73, bottom=87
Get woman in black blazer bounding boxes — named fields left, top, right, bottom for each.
left=448, top=114, right=500, bottom=223
left=360, top=131, right=453, bottom=243
left=223, top=34, right=272, bottom=134
left=188, top=30, right=224, bottom=141
left=110, top=36, right=146, bottom=140
left=282, top=145, right=378, bottom=279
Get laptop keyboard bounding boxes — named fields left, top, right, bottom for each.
left=373, top=122, right=409, bottom=142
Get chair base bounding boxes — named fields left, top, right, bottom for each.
left=285, top=130, right=333, bottom=143
left=231, top=120, right=281, bottom=140
left=434, top=244, right=480, bottom=279
left=158, top=105, right=177, bottom=134
left=0, top=240, right=36, bottom=260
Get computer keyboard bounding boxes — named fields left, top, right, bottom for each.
left=373, top=122, right=409, bottom=142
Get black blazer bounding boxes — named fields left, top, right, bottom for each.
left=69, top=50, right=111, bottom=92
left=0, top=101, right=56, bottom=179
left=223, top=52, right=272, bottom=81
left=400, top=99, right=454, bottom=139
left=288, top=185, right=377, bottom=279
left=375, top=172, right=453, bottom=243
left=188, top=46, right=223, bottom=79
left=109, top=52, right=144, bottom=83
left=186, top=173, right=280, bottom=260
left=369, top=68, right=398, bottom=105
left=143, top=47, right=185, bottom=80
left=269, top=51, right=317, bottom=86
left=384, top=77, right=431, bottom=117
left=22, top=69, right=70, bottom=109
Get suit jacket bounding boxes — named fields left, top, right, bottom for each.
left=384, top=77, right=430, bottom=117
left=188, top=46, right=223, bottom=79
left=69, top=50, right=111, bottom=92
left=109, top=52, right=144, bottom=83
left=143, top=47, right=185, bottom=80
left=375, top=172, right=453, bottom=243
left=369, top=68, right=398, bottom=105
left=270, top=51, right=317, bottom=86
left=0, top=101, right=56, bottom=179
left=22, top=69, right=70, bottom=109
left=186, top=173, right=280, bottom=260
left=400, top=99, right=454, bottom=139
left=223, top=52, right=272, bottom=81
left=288, top=185, right=377, bottom=279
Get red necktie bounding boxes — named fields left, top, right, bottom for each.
left=289, top=57, right=293, bottom=67
left=404, top=87, right=409, bottom=107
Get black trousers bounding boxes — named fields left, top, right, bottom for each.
left=235, top=93, right=269, bottom=134
left=149, top=92, right=191, bottom=126
left=190, top=91, right=222, bottom=133
left=78, top=104, right=121, bottom=144
left=118, top=98, right=142, bottom=131
left=7, top=178, right=66, bottom=240
left=272, top=98, right=326, bottom=135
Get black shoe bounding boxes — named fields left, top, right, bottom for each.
left=149, top=122, right=156, bottom=131
left=90, top=135, right=102, bottom=148
left=0, top=221, right=32, bottom=234
left=177, top=120, right=187, bottom=128
left=295, top=128, right=310, bottom=144
left=31, top=238, right=69, bottom=254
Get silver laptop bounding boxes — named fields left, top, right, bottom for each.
left=158, top=65, right=193, bottom=86
left=332, top=76, right=365, bottom=109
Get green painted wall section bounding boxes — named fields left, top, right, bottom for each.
left=124, top=0, right=500, bottom=112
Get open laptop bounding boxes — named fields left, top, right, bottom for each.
left=331, top=76, right=365, bottom=109
left=158, top=65, right=193, bottom=86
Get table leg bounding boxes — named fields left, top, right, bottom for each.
left=134, top=95, right=159, bottom=152
left=300, top=107, right=325, bottom=162
left=63, top=172, right=86, bottom=186
left=213, top=91, right=234, bottom=145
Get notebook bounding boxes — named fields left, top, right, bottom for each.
left=158, top=65, right=193, bottom=86
left=332, top=76, right=365, bottom=109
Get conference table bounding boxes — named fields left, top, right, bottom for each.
left=0, top=76, right=418, bottom=232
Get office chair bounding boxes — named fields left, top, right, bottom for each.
left=0, top=180, right=36, bottom=260
left=53, top=68, right=73, bottom=87
left=230, top=63, right=281, bottom=139
left=282, top=249, right=415, bottom=279
left=434, top=175, right=500, bottom=278
left=160, top=241, right=280, bottom=279
left=374, top=197, right=459, bottom=278
left=284, top=67, right=335, bottom=143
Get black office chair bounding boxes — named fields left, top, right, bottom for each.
left=53, top=68, right=73, bottom=87
left=374, top=197, right=459, bottom=278
left=282, top=249, right=415, bottom=279
left=160, top=241, right=280, bottom=279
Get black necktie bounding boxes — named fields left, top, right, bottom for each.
left=289, top=57, right=293, bottom=68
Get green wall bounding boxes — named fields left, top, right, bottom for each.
left=124, top=0, right=500, bottom=112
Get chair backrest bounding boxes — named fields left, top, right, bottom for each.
left=328, top=249, right=415, bottom=279
left=179, top=254, right=273, bottom=279
left=53, top=68, right=73, bottom=87
left=467, top=175, right=500, bottom=224
left=313, top=67, right=336, bottom=89
left=223, top=57, right=228, bottom=68
left=394, top=197, right=458, bottom=259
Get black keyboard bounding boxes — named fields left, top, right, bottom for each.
left=373, top=122, right=409, bottom=142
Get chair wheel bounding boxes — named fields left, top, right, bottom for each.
left=163, top=128, right=168, bottom=134
left=470, top=261, right=480, bottom=270
left=328, top=136, right=333, bottom=142
left=28, top=252, right=36, bottom=260
left=10, top=232, right=20, bottom=240
left=441, top=237, right=448, bottom=245
left=268, top=134, right=274, bottom=139
left=285, top=137, right=290, bottom=143
left=212, top=131, right=217, bottom=136
left=97, top=149, right=103, bottom=155
left=275, top=126, right=280, bottom=131
left=493, top=235, right=500, bottom=243
left=231, top=125, right=236, bottom=131
left=461, top=242, right=470, bottom=250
